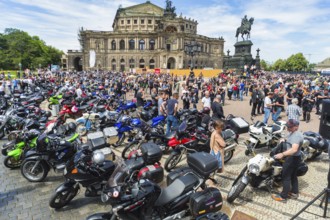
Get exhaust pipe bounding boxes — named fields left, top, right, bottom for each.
left=225, top=143, right=237, bottom=152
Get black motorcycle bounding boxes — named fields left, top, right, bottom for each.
left=87, top=152, right=224, bottom=220
left=302, top=131, right=329, bottom=160
left=49, top=147, right=116, bottom=209
left=20, top=133, right=79, bottom=182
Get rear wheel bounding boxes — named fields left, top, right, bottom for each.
left=227, top=177, right=248, bottom=203
left=164, top=152, right=183, bottom=172
left=310, top=151, right=322, bottom=160
left=21, top=160, right=48, bottom=182
left=122, top=142, right=141, bottom=159
left=4, top=156, right=21, bottom=169
left=49, top=187, right=79, bottom=209
left=224, top=150, right=234, bottom=163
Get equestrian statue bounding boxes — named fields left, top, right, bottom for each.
left=236, top=15, right=254, bottom=41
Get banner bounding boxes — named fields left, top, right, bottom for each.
left=89, top=50, right=96, bottom=68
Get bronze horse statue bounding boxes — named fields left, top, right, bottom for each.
left=236, top=17, right=254, bottom=41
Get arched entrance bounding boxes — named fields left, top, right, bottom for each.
left=74, top=57, right=83, bottom=71
left=167, top=57, right=176, bottom=69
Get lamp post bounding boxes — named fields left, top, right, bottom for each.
left=184, top=40, right=201, bottom=70
left=19, top=63, right=22, bottom=76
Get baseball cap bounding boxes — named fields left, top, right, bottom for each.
left=286, top=119, right=299, bottom=128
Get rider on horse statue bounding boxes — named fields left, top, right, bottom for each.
left=236, top=15, right=254, bottom=41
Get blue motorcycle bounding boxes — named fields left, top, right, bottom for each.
left=114, top=115, right=141, bottom=147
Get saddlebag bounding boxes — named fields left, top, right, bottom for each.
left=189, top=187, right=223, bottom=218
left=166, top=167, right=193, bottom=185
left=87, top=131, right=108, bottom=150
left=187, top=152, right=218, bottom=178
left=103, top=127, right=118, bottom=144
left=228, top=117, right=249, bottom=134
left=140, top=143, right=162, bottom=165
left=137, top=163, right=164, bottom=183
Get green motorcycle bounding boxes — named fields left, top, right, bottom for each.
left=2, top=129, right=80, bottom=169
left=48, top=94, right=63, bottom=110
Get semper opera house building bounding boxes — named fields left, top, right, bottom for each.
left=66, top=1, right=224, bottom=72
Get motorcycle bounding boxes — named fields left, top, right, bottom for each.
left=227, top=143, right=308, bottom=203
left=301, top=131, right=329, bottom=160
left=49, top=148, right=116, bottom=209
left=244, top=119, right=286, bottom=155
left=20, top=132, right=80, bottom=182
left=88, top=152, right=224, bottom=220
left=165, top=125, right=238, bottom=172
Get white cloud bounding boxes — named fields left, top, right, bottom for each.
left=1, top=0, right=329, bottom=63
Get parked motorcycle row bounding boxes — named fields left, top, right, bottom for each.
left=1, top=81, right=329, bottom=219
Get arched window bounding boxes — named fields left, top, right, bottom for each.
left=120, top=59, right=125, bottom=71
left=129, top=58, right=135, bottom=68
left=119, top=40, right=125, bottom=50
left=139, top=59, right=145, bottom=68
left=149, top=39, right=155, bottom=50
left=139, top=40, right=145, bottom=50
left=111, top=59, right=116, bottom=71
left=149, top=59, right=155, bottom=69
left=111, top=40, right=116, bottom=50
left=129, top=39, right=135, bottom=50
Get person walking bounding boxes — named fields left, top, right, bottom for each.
left=163, top=92, right=179, bottom=135
left=251, top=85, right=259, bottom=116
left=210, top=120, right=226, bottom=173
left=272, top=119, right=303, bottom=202
left=286, top=98, right=302, bottom=121
left=202, top=91, right=212, bottom=108
left=239, top=80, right=245, bottom=101
left=272, top=92, right=285, bottom=122
left=263, top=92, right=274, bottom=124
left=211, top=95, right=225, bottom=120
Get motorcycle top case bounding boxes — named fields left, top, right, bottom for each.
left=140, top=143, right=162, bottom=165
left=229, top=117, right=249, bottom=134
left=166, top=167, right=193, bottom=186
left=187, top=152, right=218, bottom=178
left=103, top=127, right=118, bottom=144
left=138, top=163, right=164, bottom=183
left=189, top=187, right=223, bottom=218
left=87, top=131, right=108, bottom=150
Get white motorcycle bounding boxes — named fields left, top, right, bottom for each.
left=245, top=119, right=286, bottom=155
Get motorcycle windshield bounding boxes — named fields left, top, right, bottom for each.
left=107, top=158, right=128, bottom=187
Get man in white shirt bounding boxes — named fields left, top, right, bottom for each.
left=263, top=92, right=274, bottom=124
left=76, top=85, right=83, bottom=99
left=202, top=91, right=211, bottom=108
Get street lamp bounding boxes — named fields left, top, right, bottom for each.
left=184, top=40, right=201, bottom=70
left=18, top=63, right=22, bottom=75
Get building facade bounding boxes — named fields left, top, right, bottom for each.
left=67, top=1, right=224, bottom=71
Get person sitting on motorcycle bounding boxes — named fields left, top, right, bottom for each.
left=272, top=119, right=303, bottom=202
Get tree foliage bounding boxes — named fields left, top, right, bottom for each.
left=272, top=53, right=309, bottom=71
left=0, top=28, right=63, bottom=70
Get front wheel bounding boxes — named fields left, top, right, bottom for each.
left=122, top=141, right=141, bottom=159
left=310, top=151, right=322, bottom=160
left=224, top=150, right=234, bottom=163
left=49, top=187, right=79, bottom=209
left=4, top=156, right=22, bottom=169
left=21, top=160, right=48, bottom=182
left=227, top=177, right=248, bottom=203
left=164, top=152, right=183, bottom=172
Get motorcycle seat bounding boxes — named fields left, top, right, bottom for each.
left=165, top=131, right=176, bottom=140
left=155, top=173, right=199, bottom=206
left=272, top=125, right=281, bottom=133
left=79, top=105, right=89, bottom=111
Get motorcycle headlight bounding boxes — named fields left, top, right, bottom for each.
left=101, top=192, right=110, bottom=203
left=63, top=168, right=67, bottom=175
left=248, top=163, right=260, bottom=175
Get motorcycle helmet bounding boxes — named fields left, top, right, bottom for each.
left=67, top=122, right=77, bottom=133
left=202, top=107, right=210, bottom=115
left=27, top=129, right=40, bottom=139
left=92, top=151, right=105, bottom=165
left=71, top=106, right=79, bottom=113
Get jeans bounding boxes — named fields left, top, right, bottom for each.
left=263, top=108, right=271, bottom=124
left=239, top=90, right=244, bottom=101
left=272, top=107, right=282, bottom=122
left=233, top=91, right=237, bottom=100
left=280, top=156, right=301, bottom=198
left=166, top=115, right=178, bottom=135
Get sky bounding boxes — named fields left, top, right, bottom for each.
left=1, top=0, right=330, bottom=64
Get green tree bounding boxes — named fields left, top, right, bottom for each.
left=273, top=59, right=287, bottom=71
left=0, top=28, right=63, bottom=70
left=286, top=53, right=308, bottom=71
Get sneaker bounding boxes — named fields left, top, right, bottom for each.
left=271, top=194, right=287, bottom=202
left=288, top=192, right=299, bottom=199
